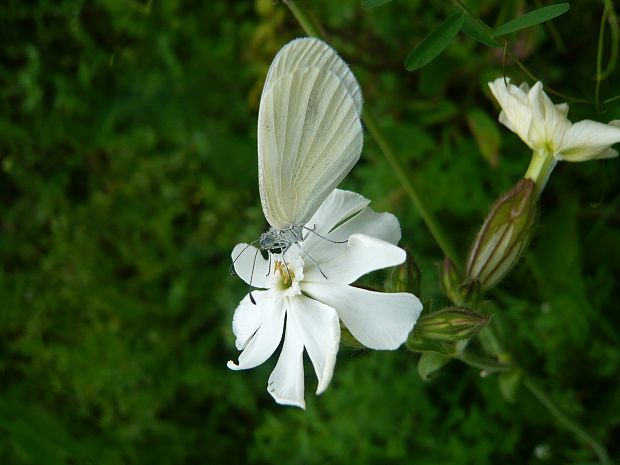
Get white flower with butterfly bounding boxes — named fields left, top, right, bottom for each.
left=229, top=189, right=422, bottom=408
left=228, top=38, right=422, bottom=407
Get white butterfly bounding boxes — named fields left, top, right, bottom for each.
left=256, top=37, right=364, bottom=256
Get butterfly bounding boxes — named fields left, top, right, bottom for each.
left=256, top=37, right=363, bottom=257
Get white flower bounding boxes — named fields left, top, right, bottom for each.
left=488, top=78, right=620, bottom=162
left=228, top=189, right=422, bottom=409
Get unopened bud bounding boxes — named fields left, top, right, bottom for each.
left=407, top=308, right=490, bottom=355
left=386, top=249, right=421, bottom=296
left=415, top=308, right=490, bottom=341
left=457, top=279, right=482, bottom=307
left=466, top=178, right=536, bottom=290
left=440, top=257, right=462, bottom=305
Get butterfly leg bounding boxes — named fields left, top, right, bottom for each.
left=280, top=243, right=293, bottom=281
left=304, top=225, right=348, bottom=244
left=265, top=251, right=273, bottom=277
left=229, top=240, right=260, bottom=276
left=295, top=243, right=328, bottom=279
left=248, top=247, right=261, bottom=305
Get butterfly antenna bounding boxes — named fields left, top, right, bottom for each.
left=295, top=243, right=327, bottom=279
left=304, top=225, right=348, bottom=244
left=229, top=240, right=260, bottom=276
left=248, top=246, right=260, bottom=305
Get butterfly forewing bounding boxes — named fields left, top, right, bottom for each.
left=262, top=38, right=362, bottom=117
left=258, top=65, right=363, bottom=230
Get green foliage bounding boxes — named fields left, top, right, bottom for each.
left=361, top=0, right=393, bottom=10
left=1, top=0, right=620, bottom=464
left=494, top=3, right=571, bottom=37
left=404, top=11, right=465, bottom=71
left=462, top=15, right=501, bottom=48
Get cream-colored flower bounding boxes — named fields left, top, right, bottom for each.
left=489, top=78, right=620, bottom=162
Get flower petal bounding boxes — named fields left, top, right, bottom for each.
left=303, top=282, right=422, bottom=350
left=303, top=233, right=406, bottom=284
left=531, top=83, right=570, bottom=150
left=267, top=312, right=306, bottom=408
left=526, top=82, right=555, bottom=148
left=328, top=208, right=401, bottom=245
left=306, top=189, right=369, bottom=233
left=302, top=189, right=369, bottom=252
left=289, top=295, right=340, bottom=394
left=231, top=243, right=269, bottom=289
left=227, top=294, right=286, bottom=370
left=230, top=291, right=268, bottom=350
left=557, top=120, right=620, bottom=161
left=489, top=78, right=533, bottom=147
left=555, top=102, right=569, bottom=116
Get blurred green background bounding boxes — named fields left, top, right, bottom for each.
left=1, top=0, right=619, bottom=463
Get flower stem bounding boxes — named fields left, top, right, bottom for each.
left=458, top=352, right=511, bottom=373
left=362, top=110, right=462, bottom=268
left=481, top=326, right=613, bottom=465
left=282, top=0, right=320, bottom=37
left=523, top=376, right=613, bottom=465
left=282, top=0, right=462, bottom=268
left=524, top=149, right=557, bottom=197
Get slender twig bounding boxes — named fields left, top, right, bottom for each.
left=595, top=6, right=608, bottom=113
left=523, top=377, right=613, bottom=465
left=362, top=110, right=462, bottom=268
left=454, top=0, right=489, bottom=32
left=601, top=0, right=619, bottom=80
left=458, top=352, right=511, bottom=373
left=483, top=325, right=613, bottom=465
left=283, top=0, right=320, bottom=37
left=506, top=49, right=591, bottom=104
left=603, top=94, right=620, bottom=104
left=282, top=0, right=462, bottom=268
left=533, top=0, right=567, bottom=53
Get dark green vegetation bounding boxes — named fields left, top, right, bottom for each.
left=1, top=0, right=619, bottom=463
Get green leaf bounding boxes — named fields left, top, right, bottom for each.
left=499, top=368, right=523, bottom=402
left=404, top=12, right=464, bottom=72
left=417, top=352, right=450, bottom=381
left=462, top=15, right=500, bottom=47
left=361, top=0, right=393, bottom=10
left=466, top=108, right=502, bottom=166
left=494, top=3, right=570, bottom=37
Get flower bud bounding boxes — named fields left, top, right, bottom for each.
left=457, top=279, right=482, bottom=307
left=440, top=257, right=462, bottom=305
left=415, top=308, right=490, bottom=341
left=407, top=308, right=490, bottom=355
left=466, top=178, right=536, bottom=290
left=386, top=249, right=421, bottom=296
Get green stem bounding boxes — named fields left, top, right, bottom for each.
left=458, top=351, right=511, bottom=373
left=533, top=0, right=567, bottom=53
left=523, top=377, right=613, bottom=465
left=506, top=48, right=591, bottom=105
left=453, top=0, right=489, bottom=32
left=282, top=0, right=320, bottom=37
left=595, top=5, right=608, bottom=113
left=362, top=110, right=462, bottom=267
left=483, top=325, right=612, bottom=465
left=282, top=0, right=462, bottom=267
left=601, top=0, right=619, bottom=80
left=524, top=149, right=558, bottom=197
